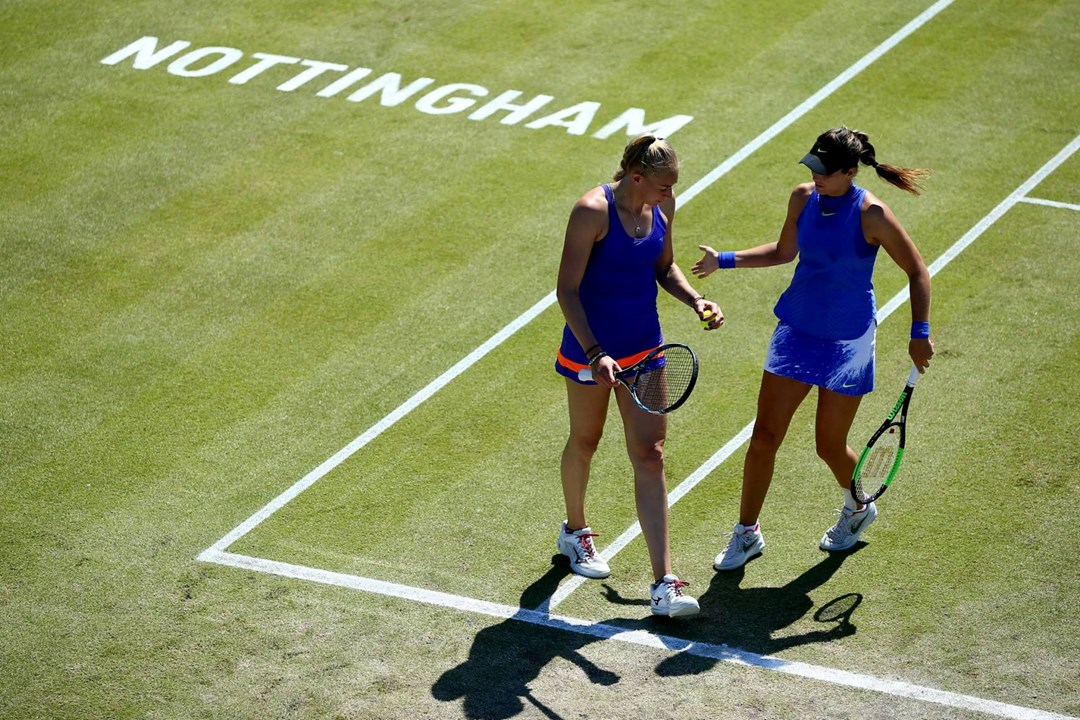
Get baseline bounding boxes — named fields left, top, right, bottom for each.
left=200, top=549, right=1078, bottom=720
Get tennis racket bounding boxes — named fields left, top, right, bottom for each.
left=851, top=365, right=922, bottom=504
left=577, top=343, right=698, bottom=415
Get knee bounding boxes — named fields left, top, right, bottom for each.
left=566, top=431, right=603, bottom=458
left=815, top=440, right=847, bottom=465
left=749, top=424, right=783, bottom=456
left=628, top=439, right=665, bottom=474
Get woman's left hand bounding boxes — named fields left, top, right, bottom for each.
left=694, top=297, right=724, bottom=331
left=909, top=338, right=934, bottom=372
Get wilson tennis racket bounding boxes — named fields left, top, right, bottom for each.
left=577, top=343, right=698, bottom=415
left=851, top=366, right=922, bottom=504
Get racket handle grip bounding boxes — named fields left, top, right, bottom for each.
left=577, top=368, right=594, bottom=381
left=907, top=365, right=921, bottom=387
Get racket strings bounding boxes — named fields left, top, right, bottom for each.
left=632, top=349, right=696, bottom=412
left=853, top=430, right=900, bottom=497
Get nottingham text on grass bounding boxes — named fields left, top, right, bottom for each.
left=101, top=36, right=694, bottom=140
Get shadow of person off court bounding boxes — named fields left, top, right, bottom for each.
left=432, top=558, right=619, bottom=720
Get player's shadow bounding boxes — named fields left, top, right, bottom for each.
left=621, top=546, right=865, bottom=677
left=432, top=557, right=619, bottom=720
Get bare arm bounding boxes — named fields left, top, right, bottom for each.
left=863, top=195, right=934, bottom=372
left=555, top=188, right=621, bottom=386
left=654, top=195, right=725, bottom=330
left=691, top=184, right=810, bottom=278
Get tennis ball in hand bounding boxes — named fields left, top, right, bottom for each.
left=701, top=310, right=715, bottom=329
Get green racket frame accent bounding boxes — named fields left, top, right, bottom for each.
left=851, top=366, right=921, bottom=503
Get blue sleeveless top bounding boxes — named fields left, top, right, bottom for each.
left=774, top=184, right=879, bottom=340
left=557, top=184, right=665, bottom=370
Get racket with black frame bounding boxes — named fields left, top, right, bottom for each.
left=851, top=365, right=922, bottom=504
left=578, top=343, right=698, bottom=415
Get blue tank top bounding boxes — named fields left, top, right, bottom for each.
left=558, top=184, right=665, bottom=363
left=774, top=184, right=879, bottom=340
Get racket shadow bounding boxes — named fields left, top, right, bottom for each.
left=655, top=548, right=866, bottom=678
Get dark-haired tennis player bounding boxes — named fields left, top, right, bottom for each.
left=555, top=134, right=721, bottom=617
left=692, top=126, right=934, bottom=570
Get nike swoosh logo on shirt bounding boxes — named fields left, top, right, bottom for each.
left=821, top=211, right=836, bottom=217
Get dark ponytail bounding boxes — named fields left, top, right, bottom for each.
left=852, top=129, right=929, bottom=196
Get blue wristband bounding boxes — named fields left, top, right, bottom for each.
left=717, top=251, right=736, bottom=269
left=911, top=321, right=930, bottom=339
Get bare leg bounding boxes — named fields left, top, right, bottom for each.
left=561, top=379, right=611, bottom=530
left=814, top=386, right=864, bottom=501
left=739, top=372, right=813, bottom=526
left=614, top=386, right=670, bottom=582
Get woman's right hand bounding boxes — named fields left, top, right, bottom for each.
left=691, top=245, right=719, bottom=278
left=591, top=355, right=620, bottom=388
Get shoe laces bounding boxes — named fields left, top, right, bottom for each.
left=662, top=578, right=690, bottom=597
left=827, top=509, right=857, bottom=540
left=724, top=527, right=756, bottom=551
left=576, top=532, right=600, bottom=560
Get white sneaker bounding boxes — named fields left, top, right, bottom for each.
left=650, top=574, right=700, bottom=617
left=713, top=522, right=765, bottom=571
left=820, top=502, right=877, bottom=552
left=557, top=522, right=611, bottom=579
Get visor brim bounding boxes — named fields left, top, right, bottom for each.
left=799, top=152, right=831, bottom=175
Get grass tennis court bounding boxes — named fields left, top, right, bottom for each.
left=2, top=1, right=1078, bottom=718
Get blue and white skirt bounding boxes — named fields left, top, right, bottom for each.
left=764, top=320, right=875, bottom=396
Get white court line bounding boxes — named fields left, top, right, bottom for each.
left=201, top=0, right=956, bottom=557
left=678, top=0, right=955, bottom=205
left=201, top=549, right=1078, bottom=720
left=875, top=134, right=1080, bottom=321
left=1017, top=196, right=1080, bottom=212
left=202, top=289, right=555, bottom=554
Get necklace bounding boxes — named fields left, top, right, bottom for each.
left=626, top=206, right=646, bottom=238
left=613, top=186, right=646, bottom=237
